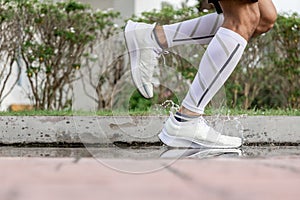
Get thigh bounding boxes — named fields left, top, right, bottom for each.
left=219, top=0, right=260, bottom=40
left=219, top=0, right=260, bottom=20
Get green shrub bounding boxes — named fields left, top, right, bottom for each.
left=0, top=0, right=22, bottom=105
left=0, top=0, right=120, bottom=110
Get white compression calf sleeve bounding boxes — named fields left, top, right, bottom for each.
left=163, top=13, right=224, bottom=47
left=182, top=27, right=247, bottom=114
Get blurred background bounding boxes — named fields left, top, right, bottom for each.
left=0, top=0, right=299, bottom=114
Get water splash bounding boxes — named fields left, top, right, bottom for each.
left=151, top=100, right=180, bottom=115
left=160, top=100, right=180, bottom=112
left=206, top=108, right=245, bottom=140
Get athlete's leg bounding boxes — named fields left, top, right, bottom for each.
left=180, top=0, right=261, bottom=115
left=124, top=12, right=225, bottom=98
left=156, top=12, right=224, bottom=48
left=125, top=0, right=276, bottom=100
left=155, top=0, right=276, bottom=48
left=158, top=0, right=263, bottom=148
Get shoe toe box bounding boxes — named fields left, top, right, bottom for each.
left=219, top=135, right=243, bottom=148
left=139, top=83, right=153, bottom=98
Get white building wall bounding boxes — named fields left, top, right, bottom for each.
left=78, top=0, right=135, bottom=20
left=0, top=61, right=31, bottom=111
left=113, top=0, right=135, bottom=20
left=81, top=0, right=113, bottom=8
left=134, top=0, right=162, bottom=16
left=77, top=0, right=198, bottom=21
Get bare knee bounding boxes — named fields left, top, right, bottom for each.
left=220, top=1, right=261, bottom=41
left=255, top=6, right=277, bottom=35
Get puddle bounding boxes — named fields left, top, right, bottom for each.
left=0, top=145, right=299, bottom=159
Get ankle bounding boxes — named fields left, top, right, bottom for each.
left=154, top=25, right=168, bottom=49
left=178, top=106, right=202, bottom=117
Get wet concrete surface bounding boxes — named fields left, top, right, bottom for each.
left=0, top=145, right=299, bottom=159
left=1, top=116, right=300, bottom=145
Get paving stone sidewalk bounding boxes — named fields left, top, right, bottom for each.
left=1, top=156, right=300, bottom=200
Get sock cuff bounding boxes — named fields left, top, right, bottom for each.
left=174, top=112, right=193, bottom=122
left=175, top=112, right=199, bottom=119
left=181, top=101, right=205, bottom=115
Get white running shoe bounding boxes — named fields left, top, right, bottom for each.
left=160, top=148, right=242, bottom=159
left=124, top=20, right=162, bottom=98
left=158, top=112, right=243, bottom=148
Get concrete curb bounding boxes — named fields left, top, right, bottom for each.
left=0, top=116, right=300, bottom=145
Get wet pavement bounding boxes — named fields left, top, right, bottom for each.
left=1, top=145, right=300, bottom=200
left=1, top=145, right=300, bottom=159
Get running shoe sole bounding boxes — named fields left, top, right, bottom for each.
left=124, top=21, right=153, bottom=98
left=158, top=128, right=242, bottom=149
left=160, top=148, right=242, bottom=158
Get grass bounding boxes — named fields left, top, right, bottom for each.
left=0, top=109, right=164, bottom=116
left=0, top=108, right=299, bottom=116
left=205, top=107, right=300, bottom=116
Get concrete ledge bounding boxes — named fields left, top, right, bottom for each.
left=0, top=116, right=300, bottom=145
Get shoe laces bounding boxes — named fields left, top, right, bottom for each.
left=154, top=49, right=169, bottom=66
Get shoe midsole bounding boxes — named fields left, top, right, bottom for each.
left=159, top=128, right=241, bottom=149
